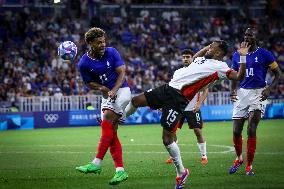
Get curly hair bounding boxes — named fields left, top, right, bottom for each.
left=85, top=27, right=105, bottom=43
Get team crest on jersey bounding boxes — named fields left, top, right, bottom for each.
left=107, top=61, right=111, bottom=68
left=255, top=57, right=258, bottom=62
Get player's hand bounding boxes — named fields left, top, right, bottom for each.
left=99, top=86, right=110, bottom=99
left=260, top=87, right=270, bottom=101
left=108, top=90, right=117, bottom=99
left=193, top=105, right=200, bottom=112
left=237, top=42, right=251, bottom=56
left=230, top=91, right=238, bottom=102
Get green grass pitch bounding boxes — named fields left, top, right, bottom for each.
left=0, top=119, right=284, bottom=189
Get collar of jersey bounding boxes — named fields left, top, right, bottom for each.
left=247, top=47, right=259, bottom=55
left=87, top=51, right=98, bottom=61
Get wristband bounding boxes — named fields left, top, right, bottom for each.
left=239, top=56, right=246, bottom=64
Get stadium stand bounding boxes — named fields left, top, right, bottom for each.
left=0, top=0, right=283, bottom=110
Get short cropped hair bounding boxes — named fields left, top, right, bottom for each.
left=215, top=40, right=228, bottom=55
left=181, top=49, right=194, bottom=56
left=85, top=27, right=105, bottom=43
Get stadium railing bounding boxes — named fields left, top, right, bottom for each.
left=0, top=92, right=278, bottom=113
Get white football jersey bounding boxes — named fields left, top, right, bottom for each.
left=169, top=57, right=232, bottom=100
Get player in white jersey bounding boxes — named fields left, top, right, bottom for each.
left=125, top=40, right=249, bottom=189
left=165, top=49, right=209, bottom=165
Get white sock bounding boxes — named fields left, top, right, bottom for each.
left=197, top=142, right=207, bottom=158
left=168, top=139, right=178, bottom=159
left=165, top=142, right=185, bottom=176
left=92, top=158, right=102, bottom=166
left=237, top=154, right=243, bottom=161
left=116, top=167, right=125, bottom=172
left=124, top=101, right=137, bottom=117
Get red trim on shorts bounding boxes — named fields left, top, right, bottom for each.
left=173, top=120, right=181, bottom=133
left=181, top=72, right=219, bottom=101
left=102, top=107, right=123, bottom=116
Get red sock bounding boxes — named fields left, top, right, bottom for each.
left=96, top=120, right=114, bottom=160
left=110, top=131, right=123, bottom=168
left=233, top=135, right=243, bottom=159
left=246, top=137, right=256, bottom=167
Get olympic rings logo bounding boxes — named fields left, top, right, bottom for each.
left=44, top=114, right=59, bottom=123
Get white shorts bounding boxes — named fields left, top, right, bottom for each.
left=101, top=87, right=131, bottom=120
left=232, top=88, right=267, bottom=119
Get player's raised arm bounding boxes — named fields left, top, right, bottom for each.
left=192, top=45, right=210, bottom=60
left=227, top=42, right=250, bottom=81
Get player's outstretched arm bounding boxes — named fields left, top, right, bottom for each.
left=227, top=42, right=250, bottom=81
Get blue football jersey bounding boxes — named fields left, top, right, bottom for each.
left=231, top=47, right=275, bottom=89
left=78, top=47, right=128, bottom=90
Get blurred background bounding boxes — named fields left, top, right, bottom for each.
left=0, top=0, right=283, bottom=125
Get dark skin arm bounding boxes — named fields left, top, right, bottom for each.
left=260, top=66, right=281, bottom=101
left=192, top=45, right=210, bottom=59
left=87, top=82, right=110, bottom=98
left=86, top=65, right=126, bottom=99
left=230, top=80, right=238, bottom=102
left=108, top=65, right=126, bottom=98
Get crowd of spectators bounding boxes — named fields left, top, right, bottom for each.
left=0, top=0, right=283, bottom=107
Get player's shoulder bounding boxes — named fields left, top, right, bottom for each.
left=106, top=47, right=119, bottom=54
left=258, top=47, right=272, bottom=55
left=232, top=51, right=240, bottom=59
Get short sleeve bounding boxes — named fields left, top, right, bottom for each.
left=263, top=49, right=276, bottom=66
left=111, top=48, right=124, bottom=68
left=231, top=52, right=239, bottom=71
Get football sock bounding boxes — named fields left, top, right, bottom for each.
left=96, top=120, right=114, bottom=160
left=197, top=142, right=207, bottom=157
left=115, top=167, right=125, bottom=172
left=110, top=131, right=124, bottom=168
left=246, top=137, right=256, bottom=167
left=165, top=142, right=185, bottom=176
left=124, top=101, right=137, bottom=117
left=92, top=158, right=102, bottom=166
left=233, top=135, right=243, bottom=160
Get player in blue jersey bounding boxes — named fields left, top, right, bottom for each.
left=229, top=28, right=281, bottom=175
left=75, top=27, right=131, bottom=185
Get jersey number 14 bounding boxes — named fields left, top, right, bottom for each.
left=246, top=68, right=254, bottom=77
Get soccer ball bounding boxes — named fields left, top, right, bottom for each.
left=58, top=41, right=77, bottom=60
